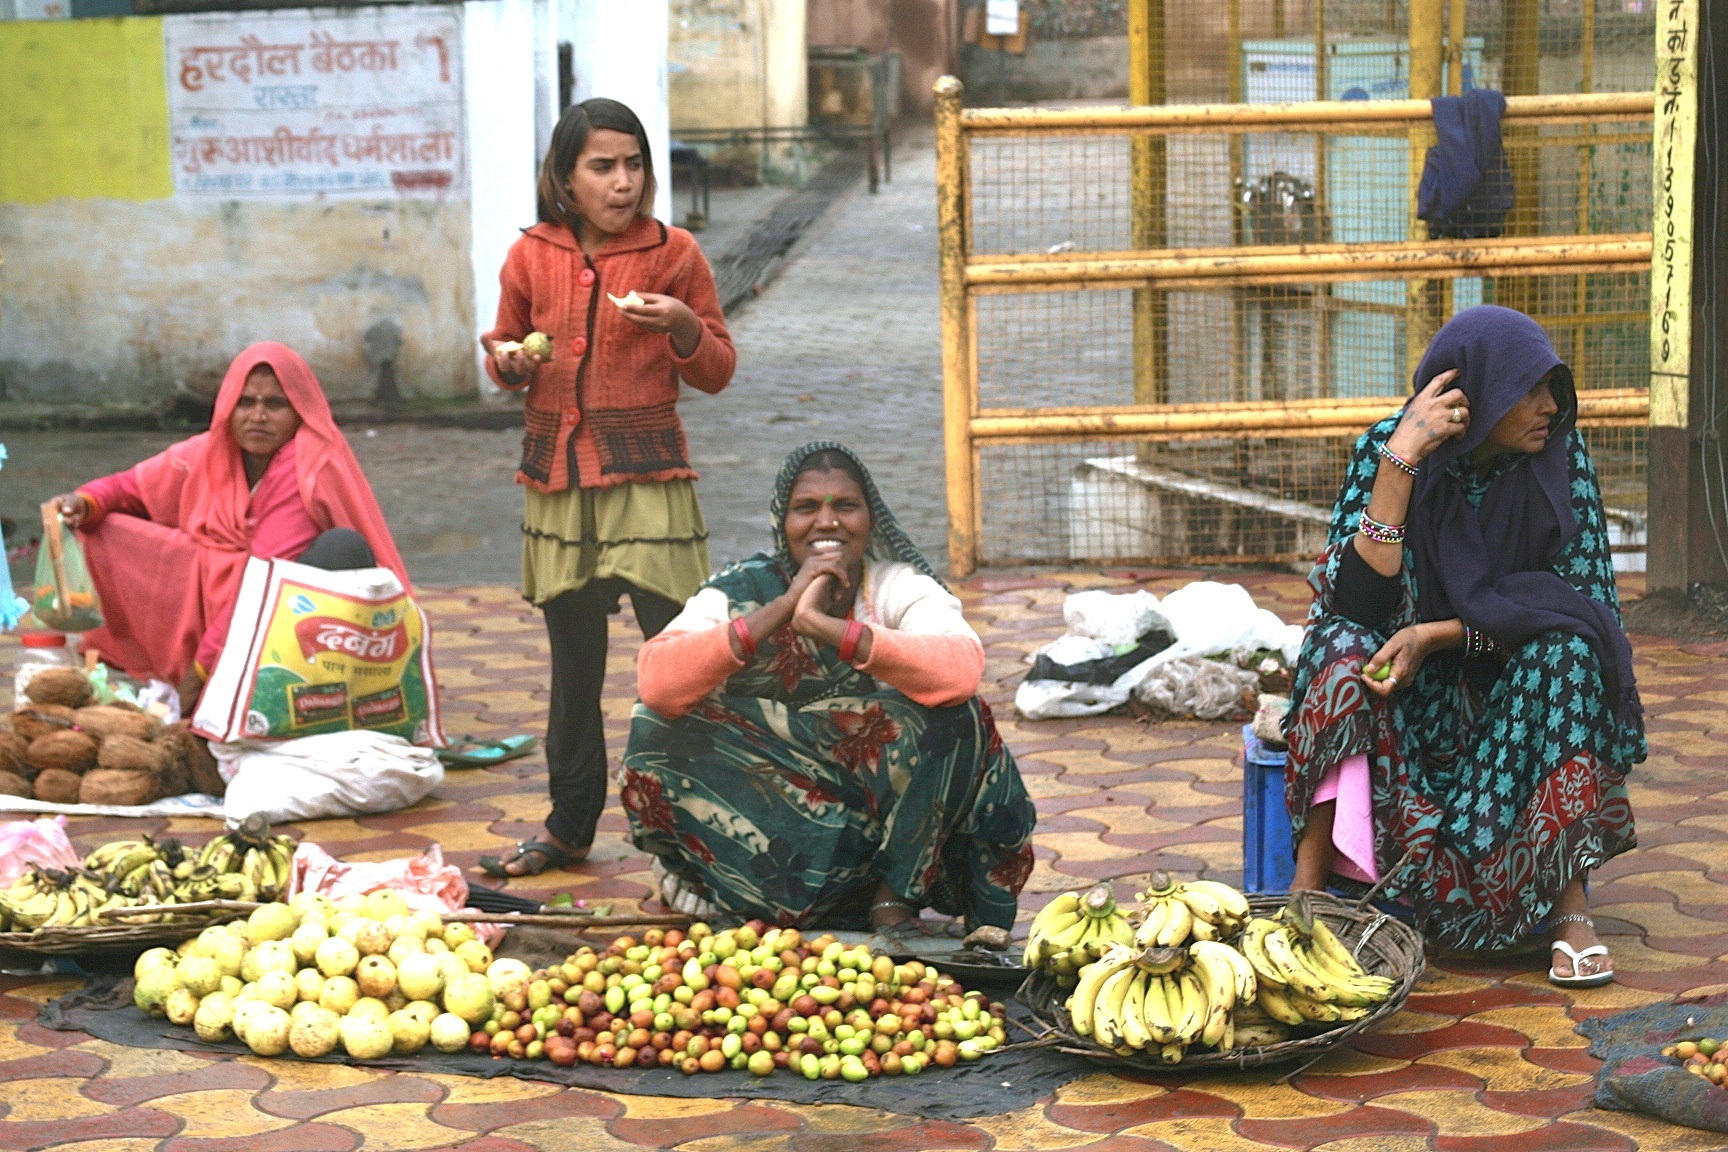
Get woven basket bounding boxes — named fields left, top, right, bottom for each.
left=0, top=902, right=258, bottom=957
left=1016, top=891, right=1424, bottom=1072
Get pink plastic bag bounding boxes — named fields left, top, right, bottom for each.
left=288, top=841, right=501, bottom=947
left=0, top=817, right=81, bottom=888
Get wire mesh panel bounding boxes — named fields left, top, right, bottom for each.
left=936, top=3, right=1656, bottom=576
left=977, top=422, right=1646, bottom=569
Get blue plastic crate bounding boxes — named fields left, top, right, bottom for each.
left=1241, top=724, right=1295, bottom=895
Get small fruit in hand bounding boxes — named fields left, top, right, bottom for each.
left=1366, top=663, right=1393, bottom=681
left=607, top=291, right=646, bottom=310
left=522, top=332, right=553, bottom=361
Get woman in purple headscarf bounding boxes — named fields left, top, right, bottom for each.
left=1282, top=306, right=1645, bottom=988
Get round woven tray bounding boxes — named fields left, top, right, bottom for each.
left=1016, top=892, right=1424, bottom=1072
left=0, top=902, right=258, bottom=957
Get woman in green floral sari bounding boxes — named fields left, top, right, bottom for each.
left=621, top=442, right=1036, bottom=932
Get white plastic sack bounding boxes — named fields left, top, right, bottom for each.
left=1062, top=589, right=1170, bottom=649
left=215, top=730, right=443, bottom=825
left=1155, top=582, right=1303, bottom=665
left=1015, top=581, right=1306, bottom=721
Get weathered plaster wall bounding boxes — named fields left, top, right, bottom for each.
left=668, top=0, right=803, bottom=131
left=0, top=197, right=475, bottom=402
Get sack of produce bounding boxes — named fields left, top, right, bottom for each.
left=192, top=557, right=444, bottom=747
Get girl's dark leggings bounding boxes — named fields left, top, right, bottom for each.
left=541, top=577, right=681, bottom=850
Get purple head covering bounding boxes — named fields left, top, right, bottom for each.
left=1404, top=305, right=1639, bottom=725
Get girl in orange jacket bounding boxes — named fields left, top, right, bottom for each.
left=478, top=97, right=735, bottom=877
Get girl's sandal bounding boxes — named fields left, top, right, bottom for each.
left=1548, top=913, right=1615, bottom=988
left=478, top=839, right=586, bottom=878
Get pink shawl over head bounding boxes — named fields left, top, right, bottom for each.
left=80, top=342, right=408, bottom=685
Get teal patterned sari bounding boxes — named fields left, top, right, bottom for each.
left=620, top=443, right=1036, bottom=929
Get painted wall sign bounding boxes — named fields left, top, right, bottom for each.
left=165, top=8, right=464, bottom=198
left=1649, top=0, right=1698, bottom=428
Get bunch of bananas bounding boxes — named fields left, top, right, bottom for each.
left=1066, top=936, right=1260, bottom=1063
left=1021, top=884, right=1136, bottom=985
left=1134, top=873, right=1251, bottom=948
left=1240, top=898, right=1396, bottom=1027
left=188, top=820, right=297, bottom=904
left=1060, top=884, right=1397, bottom=1064
left=0, top=866, right=146, bottom=929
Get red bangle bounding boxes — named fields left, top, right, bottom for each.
left=730, top=617, right=757, bottom=660
left=838, top=620, right=865, bottom=664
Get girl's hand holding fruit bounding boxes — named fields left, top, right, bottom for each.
left=612, top=291, right=702, bottom=356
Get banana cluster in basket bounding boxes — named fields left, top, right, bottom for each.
left=0, top=824, right=296, bottom=931
left=1023, top=878, right=1396, bottom=1064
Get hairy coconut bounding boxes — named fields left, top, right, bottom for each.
left=23, top=666, right=91, bottom=709
left=97, top=734, right=169, bottom=775
left=11, top=705, right=75, bottom=743
left=78, top=768, right=158, bottom=806
left=31, top=768, right=81, bottom=804
left=26, top=729, right=98, bottom=774
left=72, top=704, right=158, bottom=742
left=0, top=731, right=30, bottom=778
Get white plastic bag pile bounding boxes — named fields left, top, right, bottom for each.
left=1015, top=581, right=1304, bottom=721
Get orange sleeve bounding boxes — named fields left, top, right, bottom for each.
left=637, top=624, right=745, bottom=719
left=481, top=241, right=539, bottom=393
left=857, top=628, right=985, bottom=708
left=665, top=237, right=735, bottom=395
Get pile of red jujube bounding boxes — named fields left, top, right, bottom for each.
left=487, top=920, right=1009, bottom=1080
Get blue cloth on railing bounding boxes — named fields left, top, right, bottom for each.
left=1418, top=88, right=1513, bottom=239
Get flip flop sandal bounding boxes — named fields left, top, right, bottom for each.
left=478, top=839, right=583, bottom=878
left=1548, top=914, right=1615, bottom=988
left=438, top=734, right=539, bottom=769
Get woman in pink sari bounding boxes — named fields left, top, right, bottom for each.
left=51, top=343, right=408, bottom=708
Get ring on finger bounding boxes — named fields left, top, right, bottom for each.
left=1449, top=407, right=1465, bottom=424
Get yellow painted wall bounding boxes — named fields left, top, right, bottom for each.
left=0, top=17, right=172, bottom=204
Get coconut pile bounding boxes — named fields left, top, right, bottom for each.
left=0, top=668, right=225, bottom=805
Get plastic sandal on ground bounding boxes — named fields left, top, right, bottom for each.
left=651, top=857, right=719, bottom=919
left=1548, top=913, right=1615, bottom=988
left=477, top=838, right=584, bottom=878
left=437, top=734, right=539, bottom=769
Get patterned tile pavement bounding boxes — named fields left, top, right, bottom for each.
left=2, top=570, right=1726, bottom=1151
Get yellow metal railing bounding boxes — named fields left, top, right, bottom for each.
left=935, top=81, right=1655, bottom=576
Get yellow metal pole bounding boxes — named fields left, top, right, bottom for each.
left=934, top=76, right=977, bottom=577
left=1406, top=0, right=1446, bottom=382
left=1129, top=0, right=1168, bottom=415
left=1497, top=0, right=1541, bottom=316
left=1446, top=0, right=1466, bottom=97
left=969, top=388, right=1648, bottom=440
left=958, top=91, right=1651, bottom=133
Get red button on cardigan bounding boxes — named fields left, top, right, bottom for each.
left=571, top=336, right=588, bottom=355
left=578, top=268, right=595, bottom=287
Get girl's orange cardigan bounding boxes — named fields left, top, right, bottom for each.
left=483, top=216, right=735, bottom=493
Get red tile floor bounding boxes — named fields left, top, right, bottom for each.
left=1, top=570, right=1725, bottom=1150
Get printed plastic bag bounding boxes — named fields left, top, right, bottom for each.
left=288, top=840, right=501, bottom=947
left=0, top=816, right=80, bottom=887
left=215, top=730, right=444, bottom=823
left=193, top=557, right=444, bottom=746
left=33, top=503, right=103, bottom=633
